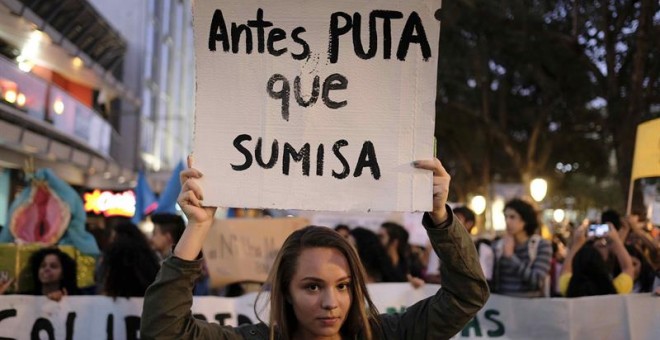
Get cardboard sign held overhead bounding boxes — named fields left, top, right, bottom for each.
left=630, top=118, right=660, bottom=181
left=193, top=0, right=441, bottom=212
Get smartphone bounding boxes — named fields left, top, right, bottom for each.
left=588, top=224, right=609, bottom=238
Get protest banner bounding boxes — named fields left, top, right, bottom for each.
left=627, top=117, right=660, bottom=213
left=2, top=287, right=658, bottom=339
left=192, top=0, right=441, bottom=212
left=202, top=217, right=309, bottom=286
left=630, top=118, right=660, bottom=181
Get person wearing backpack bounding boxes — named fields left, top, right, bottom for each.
left=492, top=199, right=552, bottom=297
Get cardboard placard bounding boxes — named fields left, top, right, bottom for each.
left=631, top=118, right=660, bottom=180
left=202, top=217, right=309, bottom=286
left=192, top=0, right=441, bottom=212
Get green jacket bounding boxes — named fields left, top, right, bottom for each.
left=141, top=211, right=489, bottom=339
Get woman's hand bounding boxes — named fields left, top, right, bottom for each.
left=178, top=156, right=217, bottom=226
left=606, top=222, right=623, bottom=245
left=46, top=288, right=67, bottom=302
left=413, top=158, right=450, bottom=224
left=407, top=274, right=425, bottom=289
left=0, top=277, right=14, bottom=295
left=573, top=221, right=588, bottom=248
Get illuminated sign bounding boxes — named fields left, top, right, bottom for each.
left=84, top=190, right=136, bottom=217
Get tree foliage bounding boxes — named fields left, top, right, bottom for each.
left=436, top=0, right=658, bottom=210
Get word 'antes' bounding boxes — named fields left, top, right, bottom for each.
left=231, top=134, right=381, bottom=180
left=208, top=9, right=433, bottom=63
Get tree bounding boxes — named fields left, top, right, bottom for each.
left=545, top=0, right=659, bottom=211
left=436, top=0, right=613, bottom=206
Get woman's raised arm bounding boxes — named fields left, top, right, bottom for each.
left=173, top=156, right=218, bottom=260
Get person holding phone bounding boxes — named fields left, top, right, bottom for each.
left=559, top=221, right=635, bottom=297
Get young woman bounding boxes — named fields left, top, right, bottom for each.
left=492, top=198, right=552, bottom=297
left=624, top=245, right=656, bottom=293
left=141, top=158, right=489, bottom=339
left=29, top=247, right=79, bottom=301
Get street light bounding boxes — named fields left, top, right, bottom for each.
left=553, top=209, right=565, bottom=223
left=530, top=178, right=548, bottom=202
left=470, top=195, right=487, bottom=215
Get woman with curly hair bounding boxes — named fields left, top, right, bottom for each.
left=29, top=247, right=79, bottom=301
left=99, top=222, right=160, bottom=298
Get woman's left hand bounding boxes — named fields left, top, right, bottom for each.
left=0, top=277, right=13, bottom=295
left=407, top=274, right=426, bottom=289
left=46, top=288, right=67, bottom=302
left=413, top=158, right=450, bottom=224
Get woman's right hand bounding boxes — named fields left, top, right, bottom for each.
left=0, top=277, right=13, bottom=295
left=178, top=156, right=217, bottom=225
left=46, top=288, right=67, bottom=302
left=606, top=222, right=623, bottom=245
left=572, top=221, right=588, bottom=248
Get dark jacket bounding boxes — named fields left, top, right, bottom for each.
left=141, top=210, right=489, bottom=339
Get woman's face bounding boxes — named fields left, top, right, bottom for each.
left=504, top=208, right=525, bottom=236
left=38, top=254, right=63, bottom=285
left=288, top=247, right=352, bottom=340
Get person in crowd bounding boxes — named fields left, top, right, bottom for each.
left=492, top=198, right=552, bottom=297
left=333, top=224, right=351, bottom=240
left=140, top=157, right=489, bottom=339
left=350, top=227, right=406, bottom=283
left=619, top=212, right=659, bottom=271
left=549, top=234, right=567, bottom=297
left=560, top=222, right=634, bottom=297
left=427, top=206, right=495, bottom=285
left=379, top=222, right=425, bottom=284
left=29, top=247, right=79, bottom=301
left=99, top=223, right=160, bottom=298
left=151, top=212, right=210, bottom=295
left=150, top=213, right=186, bottom=260
left=621, top=245, right=655, bottom=293
left=601, top=209, right=623, bottom=231
left=455, top=206, right=494, bottom=285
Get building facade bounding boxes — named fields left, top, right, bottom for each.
left=0, top=0, right=195, bottom=224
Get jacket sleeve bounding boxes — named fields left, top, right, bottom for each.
left=140, top=256, right=244, bottom=340
left=378, top=208, right=490, bottom=340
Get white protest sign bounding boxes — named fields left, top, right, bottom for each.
left=192, top=0, right=441, bottom=212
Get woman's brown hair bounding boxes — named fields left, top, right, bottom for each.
left=255, top=226, right=382, bottom=340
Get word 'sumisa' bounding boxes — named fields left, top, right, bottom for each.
left=231, top=134, right=381, bottom=180
left=208, top=9, right=434, bottom=63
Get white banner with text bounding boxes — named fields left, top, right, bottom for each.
left=1, top=285, right=658, bottom=339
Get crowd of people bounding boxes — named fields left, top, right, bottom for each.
left=338, top=200, right=659, bottom=299
left=1, top=203, right=659, bottom=303
left=0, top=214, right=179, bottom=300
left=1, top=201, right=658, bottom=304
left=0, top=160, right=658, bottom=340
